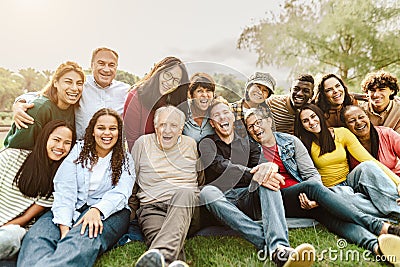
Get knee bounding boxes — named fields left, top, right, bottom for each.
left=303, top=180, right=324, bottom=191
left=199, top=185, right=224, bottom=205
left=356, top=161, right=379, bottom=173
left=172, top=188, right=198, bottom=206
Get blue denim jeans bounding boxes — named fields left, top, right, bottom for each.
left=200, top=185, right=289, bottom=257
left=17, top=208, right=130, bottom=267
left=281, top=180, right=380, bottom=252
left=346, top=161, right=400, bottom=218
left=115, top=218, right=145, bottom=247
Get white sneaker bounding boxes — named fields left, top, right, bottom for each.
left=135, top=249, right=165, bottom=267
left=378, top=234, right=400, bottom=265
left=169, top=260, right=189, bottom=267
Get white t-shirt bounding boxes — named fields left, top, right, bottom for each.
left=89, top=152, right=112, bottom=192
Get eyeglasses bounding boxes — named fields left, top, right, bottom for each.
left=163, top=71, right=181, bottom=87
left=247, top=119, right=263, bottom=131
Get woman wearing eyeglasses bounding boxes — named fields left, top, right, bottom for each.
left=123, top=57, right=189, bottom=150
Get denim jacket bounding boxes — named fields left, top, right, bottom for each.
left=182, top=101, right=215, bottom=143
left=274, top=132, right=321, bottom=183
left=52, top=141, right=135, bottom=227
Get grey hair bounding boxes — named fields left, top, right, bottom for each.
left=244, top=106, right=275, bottom=131
left=244, top=106, right=273, bottom=121
left=154, top=105, right=186, bottom=129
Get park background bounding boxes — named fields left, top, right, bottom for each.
left=0, top=0, right=400, bottom=265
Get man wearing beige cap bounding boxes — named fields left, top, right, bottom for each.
left=230, top=72, right=276, bottom=136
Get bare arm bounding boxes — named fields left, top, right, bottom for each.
left=59, top=224, right=70, bottom=239
left=4, top=203, right=45, bottom=227
left=12, top=101, right=35, bottom=129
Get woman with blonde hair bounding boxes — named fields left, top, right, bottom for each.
left=4, top=61, right=84, bottom=149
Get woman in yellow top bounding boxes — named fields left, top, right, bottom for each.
left=294, top=103, right=400, bottom=219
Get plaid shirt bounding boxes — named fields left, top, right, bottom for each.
left=230, top=99, right=246, bottom=121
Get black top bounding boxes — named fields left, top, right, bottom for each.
left=198, top=132, right=266, bottom=192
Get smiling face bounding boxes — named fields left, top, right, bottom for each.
left=367, top=86, right=394, bottom=113
left=46, top=126, right=73, bottom=161
left=91, top=50, right=118, bottom=88
left=210, top=103, right=235, bottom=140
left=343, top=106, right=370, bottom=138
left=323, top=77, right=345, bottom=107
left=93, top=115, right=119, bottom=157
left=245, top=114, right=273, bottom=146
left=290, top=80, right=314, bottom=109
left=247, top=83, right=270, bottom=104
left=191, top=86, right=214, bottom=112
left=299, top=109, right=321, bottom=134
left=155, top=109, right=183, bottom=150
left=159, top=65, right=183, bottom=95
left=54, top=70, right=84, bottom=109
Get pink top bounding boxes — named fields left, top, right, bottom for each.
left=349, top=126, right=400, bottom=176
left=123, top=89, right=156, bottom=151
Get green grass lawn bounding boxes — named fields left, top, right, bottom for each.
left=94, top=225, right=387, bottom=266
left=0, top=135, right=389, bottom=266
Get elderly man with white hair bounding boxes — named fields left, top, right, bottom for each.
left=131, top=105, right=203, bottom=267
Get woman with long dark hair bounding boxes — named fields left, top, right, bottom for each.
left=18, top=108, right=135, bottom=267
left=123, top=57, right=189, bottom=150
left=0, top=120, right=75, bottom=260
left=314, top=73, right=355, bottom=127
left=294, top=103, right=400, bottom=219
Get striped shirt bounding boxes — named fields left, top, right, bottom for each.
left=0, top=148, right=53, bottom=226
left=266, top=95, right=297, bottom=134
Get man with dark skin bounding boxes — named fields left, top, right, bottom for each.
left=266, top=74, right=314, bottom=134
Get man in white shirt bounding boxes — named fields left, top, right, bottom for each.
left=12, top=47, right=129, bottom=139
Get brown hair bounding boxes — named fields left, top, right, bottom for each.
left=314, top=73, right=353, bottom=113
left=361, top=70, right=399, bottom=100
left=189, top=72, right=216, bottom=97
left=40, top=61, right=85, bottom=105
left=134, top=57, right=189, bottom=110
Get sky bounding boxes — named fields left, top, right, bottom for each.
left=0, top=0, right=290, bottom=86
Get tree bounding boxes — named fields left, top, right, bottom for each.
left=18, top=67, right=47, bottom=92
left=213, top=73, right=245, bottom=103
left=115, top=70, right=140, bottom=86
left=42, top=70, right=54, bottom=84
left=238, top=0, right=400, bottom=88
left=0, top=68, right=24, bottom=110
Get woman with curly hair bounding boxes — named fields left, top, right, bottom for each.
left=0, top=120, right=75, bottom=261
left=123, top=56, right=189, bottom=150
left=18, top=108, right=135, bottom=267
left=359, top=70, right=400, bottom=133
left=314, top=73, right=356, bottom=127
left=4, top=61, right=85, bottom=149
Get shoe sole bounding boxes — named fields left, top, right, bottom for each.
left=135, top=249, right=165, bottom=267
left=283, top=243, right=315, bottom=267
left=378, top=234, right=400, bottom=265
